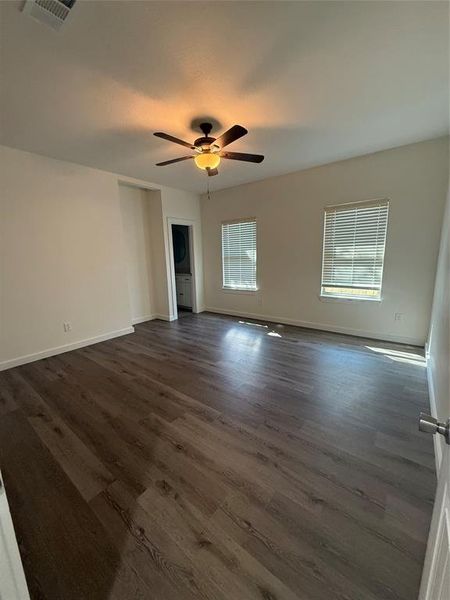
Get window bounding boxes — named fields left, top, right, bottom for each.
left=321, top=199, right=389, bottom=300
left=222, top=219, right=257, bottom=290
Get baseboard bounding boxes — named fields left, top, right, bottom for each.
left=132, top=314, right=177, bottom=323
left=426, top=356, right=443, bottom=473
left=132, top=315, right=156, bottom=325
left=153, top=313, right=177, bottom=322
left=134, top=313, right=199, bottom=323
left=0, top=326, right=135, bottom=372
left=131, top=314, right=176, bottom=324
left=204, top=307, right=424, bottom=346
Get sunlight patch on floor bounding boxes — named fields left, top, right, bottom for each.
left=366, top=346, right=426, bottom=367
left=387, top=356, right=426, bottom=367
left=238, top=320, right=268, bottom=328
left=237, top=319, right=283, bottom=338
left=225, top=328, right=262, bottom=351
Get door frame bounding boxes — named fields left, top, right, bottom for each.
left=166, top=217, right=199, bottom=320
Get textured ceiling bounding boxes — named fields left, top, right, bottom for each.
left=0, top=0, right=448, bottom=193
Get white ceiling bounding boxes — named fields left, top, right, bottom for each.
left=0, top=0, right=448, bottom=193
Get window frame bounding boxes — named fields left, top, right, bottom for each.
left=221, top=217, right=258, bottom=292
left=319, top=198, right=389, bottom=302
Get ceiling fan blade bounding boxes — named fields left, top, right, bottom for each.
left=214, top=125, right=248, bottom=149
left=156, top=156, right=194, bottom=166
left=220, top=151, right=264, bottom=163
left=154, top=132, right=195, bottom=149
left=206, top=167, right=218, bottom=177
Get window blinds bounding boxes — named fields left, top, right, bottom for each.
left=222, top=219, right=257, bottom=290
left=321, top=199, right=389, bottom=300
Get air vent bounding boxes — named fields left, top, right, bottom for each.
left=22, top=0, right=76, bottom=31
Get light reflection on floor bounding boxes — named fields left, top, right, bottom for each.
left=219, top=318, right=428, bottom=412
left=233, top=322, right=425, bottom=367
left=224, top=327, right=262, bottom=352
left=238, top=320, right=283, bottom=339
left=366, top=345, right=426, bottom=367
left=238, top=320, right=268, bottom=328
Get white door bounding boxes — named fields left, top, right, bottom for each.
left=419, top=429, right=450, bottom=599
left=0, top=471, right=30, bottom=599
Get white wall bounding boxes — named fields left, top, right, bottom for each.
left=118, top=183, right=204, bottom=321
left=162, top=186, right=205, bottom=316
left=0, top=145, right=133, bottom=369
left=201, top=137, right=449, bottom=345
left=146, top=189, right=171, bottom=319
left=119, top=184, right=155, bottom=324
left=427, top=178, right=449, bottom=468
left=0, top=146, right=204, bottom=369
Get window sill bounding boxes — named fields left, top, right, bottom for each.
left=222, top=287, right=259, bottom=295
left=319, top=294, right=382, bottom=303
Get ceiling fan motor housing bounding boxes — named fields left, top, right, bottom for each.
left=193, top=122, right=218, bottom=150
left=194, top=136, right=217, bottom=149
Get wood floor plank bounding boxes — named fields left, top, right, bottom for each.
left=28, top=411, right=115, bottom=501
left=176, top=412, right=428, bottom=563
left=0, top=410, right=151, bottom=600
left=137, top=467, right=300, bottom=600
left=0, top=313, right=435, bottom=599
left=0, top=384, right=17, bottom=417
left=213, top=490, right=377, bottom=600
left=90, top=479, right=222, bottom=600
left=140, top=413, right=274, bottom=508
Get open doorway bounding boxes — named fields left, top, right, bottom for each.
left=171, top=224, right=193, bottom=318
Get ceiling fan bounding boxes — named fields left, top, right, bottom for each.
left=153, top=122, right=264, bottom=177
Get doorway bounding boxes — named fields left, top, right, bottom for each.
left=170, top=223, right=194, bottom=319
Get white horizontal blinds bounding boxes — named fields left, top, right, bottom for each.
left=222, top=219, right=257, bottom=290
left=321, top=199, right=389, bottom=299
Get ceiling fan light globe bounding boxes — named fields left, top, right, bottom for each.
left=194, top=152, right=221, bottom=170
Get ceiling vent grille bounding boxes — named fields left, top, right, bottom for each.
left=22, top=0, right=76, bottom=31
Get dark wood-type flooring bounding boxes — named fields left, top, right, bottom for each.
left=0, top=313, right=436, bottom=600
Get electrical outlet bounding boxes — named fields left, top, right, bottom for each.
left=394, top=313, right=403, bottom=322
left=63, top=321, right=72, bottom=332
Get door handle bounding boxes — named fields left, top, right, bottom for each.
left=418, top=413, right=450, bottom=445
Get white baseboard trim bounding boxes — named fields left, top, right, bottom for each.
left=426, top=357, right=443, bottom=473
left=135, top=313, right=199, bottom=323
left=0, top=326, right=135, bottom=372
left=132, top=314, right=156, bottom=325
left=204, top=307, right=424, bottom=346
left=132, top=314, right=177, bottom=324
left=153, top=314, right=177, bottom=322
